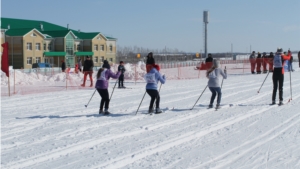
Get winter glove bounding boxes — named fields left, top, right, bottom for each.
left=224, top=70, right=227, bottom=74
left=162, top=75, right=166, bottom=79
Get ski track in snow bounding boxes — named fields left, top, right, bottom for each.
left=2, top=67, right=300, bottom=169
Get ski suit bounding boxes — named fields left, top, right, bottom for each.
left=262, top=54, right=268, bottom=73
left=118, top=65, right=126, bottom=87
left=207, top=68, right=227, bottom=105
left=272, top=51, right=291, bottom=102
left=256, top=53, right=262, bottom=74
left=95, top=69, right=120, bottom=111
left=249, top=53, right=256, bottom=73
left=145, top=65, right=166, bottom=110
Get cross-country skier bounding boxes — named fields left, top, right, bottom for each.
left=271, top=48, right=291, bottom=105
left=118, top=61, right=126, bottom=88
left=95, top=60, right=121, bottom=115
left=249, top=51, right=256, bottom=74
left=145, top=52, right=166, bottom=114
left=207, top=59, right=227, bottom=109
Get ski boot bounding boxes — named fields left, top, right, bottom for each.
left=155, top=108, right=163, bottom=114
left=278, top=101, right=283, bottom=106
left=148, top=108, right=154, bottom=114
left=270, top=101, right=276, bottom=105
left=104, top=109, right=110, bottom=115
left=99, top=109, right=103, bottom=114
left=215, top=104, right=221, bottom=109
left=208, top=104, right=213, bottom=109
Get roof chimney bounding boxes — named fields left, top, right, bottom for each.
left=40, top=22, right=44, bottom=31
left=67, top=24, right=69, bottom=30
left=8, top=24, right=10, bottom=29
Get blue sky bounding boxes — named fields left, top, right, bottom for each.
left=2, top=0, right=300, bottom=53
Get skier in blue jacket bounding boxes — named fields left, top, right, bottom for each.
left=145, top=52, right=166, bottom=114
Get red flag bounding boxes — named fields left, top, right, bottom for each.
left=1, top=42, right=9, bottom=77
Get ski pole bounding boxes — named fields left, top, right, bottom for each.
left=190, top=85, right=208, bottom=110
left=109, top=80, right=118, bottom=100
left=257, top=71, right=270, bottom=93
left=289, top=65, right=292, bottom=101
left=135, top=91, right=147, bottom=115
left=85, top=89, right=97, bottom=107
left=221, top=66, right=226, bottom=89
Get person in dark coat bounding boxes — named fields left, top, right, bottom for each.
left=118, top=61, right=126, bottom=88
left=262, top=52, right=268, bottom=73
left=81, top=56, right=94, bottom=87
left=268, top=52, right=274, bottom=72
left=61, top=60, right=66, bottom=72
left=256, top=52, right=262, bottom=74
left=271, top=48, right=291, bottom=105
left=205, top=53, right=213, bottom=70
left=249, top=51, right=256, bottom=74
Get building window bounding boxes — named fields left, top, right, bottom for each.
left=44, top=44, right=46, bottom=50
left=94, top=56, right=98, bottom=63
left=77, top=45, right=81, bottom=51
left=27, top=43, right=32, bottom=50
left=109, top=58, right=113, bottom=62
left=48, top=44, right=52, bottom=51
left=45, top=58, right=49, bottom=63
left=27, top=57, right=32, bottom=64
left=36, top=43, right=41, bottom=50
left=109, top=45, right=113, bottom=52
left=101, top=56, right=104, bottom=62
left=36, top=57, right=41, bottom=63
left=94, top=45, right=98, bottom=51
left=101, top=45, right=104, bottom=51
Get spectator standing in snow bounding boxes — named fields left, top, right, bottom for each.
left=206, top=59, right=227, bottom=109
left=145, top=52, right=166, bottom=114
left=205, top=53, right=213, bottom=70
left=61, top=60, right=66, bottom=72
left=95, top=60, right=121, bottom=115
left=262, top=52, right=268, bottom=73
left=118, top=61, right=126, bottom=88
left=256, top=52, right=262, bottom=74
left=81, top=56, right=94, bottom=87
left=268, top=52, right=274, bottom=72
left=249, top=51, right=256, bottom=74
left=271, top=48, right=291, bottom=105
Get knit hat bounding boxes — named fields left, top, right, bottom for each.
left=208, top=53, right=212, bottom=57
left=146, top=52, right=155, bottom=64
left=277, top=48, right=283, bottom=54
left=120, top=61, right=124, bottom=64
left=102, top=60, right=110, bottom=69
left=212, top=59, right=220, bottom=68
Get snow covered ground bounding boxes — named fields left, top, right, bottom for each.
left=1, top=63, right=300, bottom=168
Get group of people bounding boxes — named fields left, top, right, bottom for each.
left=60, top=49, right=298, bottom=115
left=249, top=51, right=297, bottom=74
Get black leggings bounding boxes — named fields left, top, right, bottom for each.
left=119, top=74, right=124, bottom=87
left=97, top=89, right=110, bottom=110
left=272, top=69, right=284, bottom=102
left=146, top=89, right=160, bottom=109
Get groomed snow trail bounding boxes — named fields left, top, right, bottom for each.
left=2, top=67, right=300, bottom=168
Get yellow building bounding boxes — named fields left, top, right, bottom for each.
left=1, top=18, right=117, bottom=69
